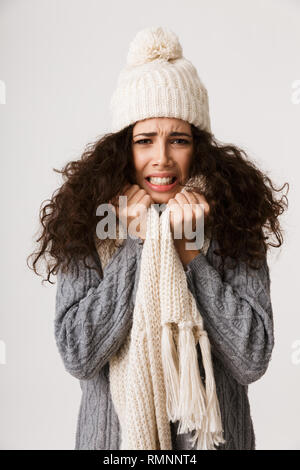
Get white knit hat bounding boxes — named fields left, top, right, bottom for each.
left=109, top=26, right=211, bottom=134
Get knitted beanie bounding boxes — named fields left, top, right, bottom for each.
left=109, top=26, right=211, bottom=134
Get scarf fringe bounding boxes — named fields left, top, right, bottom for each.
left=189, top=332, right=227, bottom=449
left=161, top=321, right=226, bottom=450
left=177, top=321, right=207, bottom=434
left=161, top=323, right=180, bottom=422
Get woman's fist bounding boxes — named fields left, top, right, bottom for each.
left=110, top=183, right=154, bottom=241
left=166, top=188, right=210, bottom=244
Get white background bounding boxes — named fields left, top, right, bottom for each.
left=0, top=0, right=299, bottom=450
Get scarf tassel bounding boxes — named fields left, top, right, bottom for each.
left=161, top=323, right=180, bottom=422
left=189, top=330, right=226, bottom=449
left=161, top=322, right=226, bottom=450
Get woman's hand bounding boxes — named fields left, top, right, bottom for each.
left=110, top=183, right=155, bottom=241
left=167, top=188, right=210, bottom=248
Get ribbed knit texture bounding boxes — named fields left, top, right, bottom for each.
left=54, top=228, right=274, bottom=450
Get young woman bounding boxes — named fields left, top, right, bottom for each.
left=28, top=27, right=288, bottom=450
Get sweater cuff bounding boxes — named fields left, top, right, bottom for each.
left=184, top=251, right=209, bottom=275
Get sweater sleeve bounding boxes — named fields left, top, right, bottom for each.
left=54, top=236, right=139, bottom=380
left=184, top=239, right=275, bottom=386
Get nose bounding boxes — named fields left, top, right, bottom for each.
left=154, top=140, right=172, bottom=166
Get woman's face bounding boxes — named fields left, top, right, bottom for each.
left=131, top=117, right=194, bottom=204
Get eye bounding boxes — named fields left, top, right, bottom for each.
left=135, top=139, right=151, bottom=144
left=171, top=139, right=189, bottom=144
left=134, top=139, right=190, bottom=145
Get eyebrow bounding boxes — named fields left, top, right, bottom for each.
left=133, top=131, right=192, bottom=138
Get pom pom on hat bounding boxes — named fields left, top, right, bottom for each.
left=126, top=26, right=183, bottom=66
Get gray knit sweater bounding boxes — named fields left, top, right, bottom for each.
left=54, top=233, right=274, bottom=450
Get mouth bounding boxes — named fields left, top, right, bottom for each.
left=145, top=176, right=178, bottom=192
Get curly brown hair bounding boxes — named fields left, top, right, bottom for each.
left=27, top=123, right=289, bottom=284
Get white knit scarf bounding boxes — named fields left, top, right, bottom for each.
left=96, top=203, right=226, bottom=450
